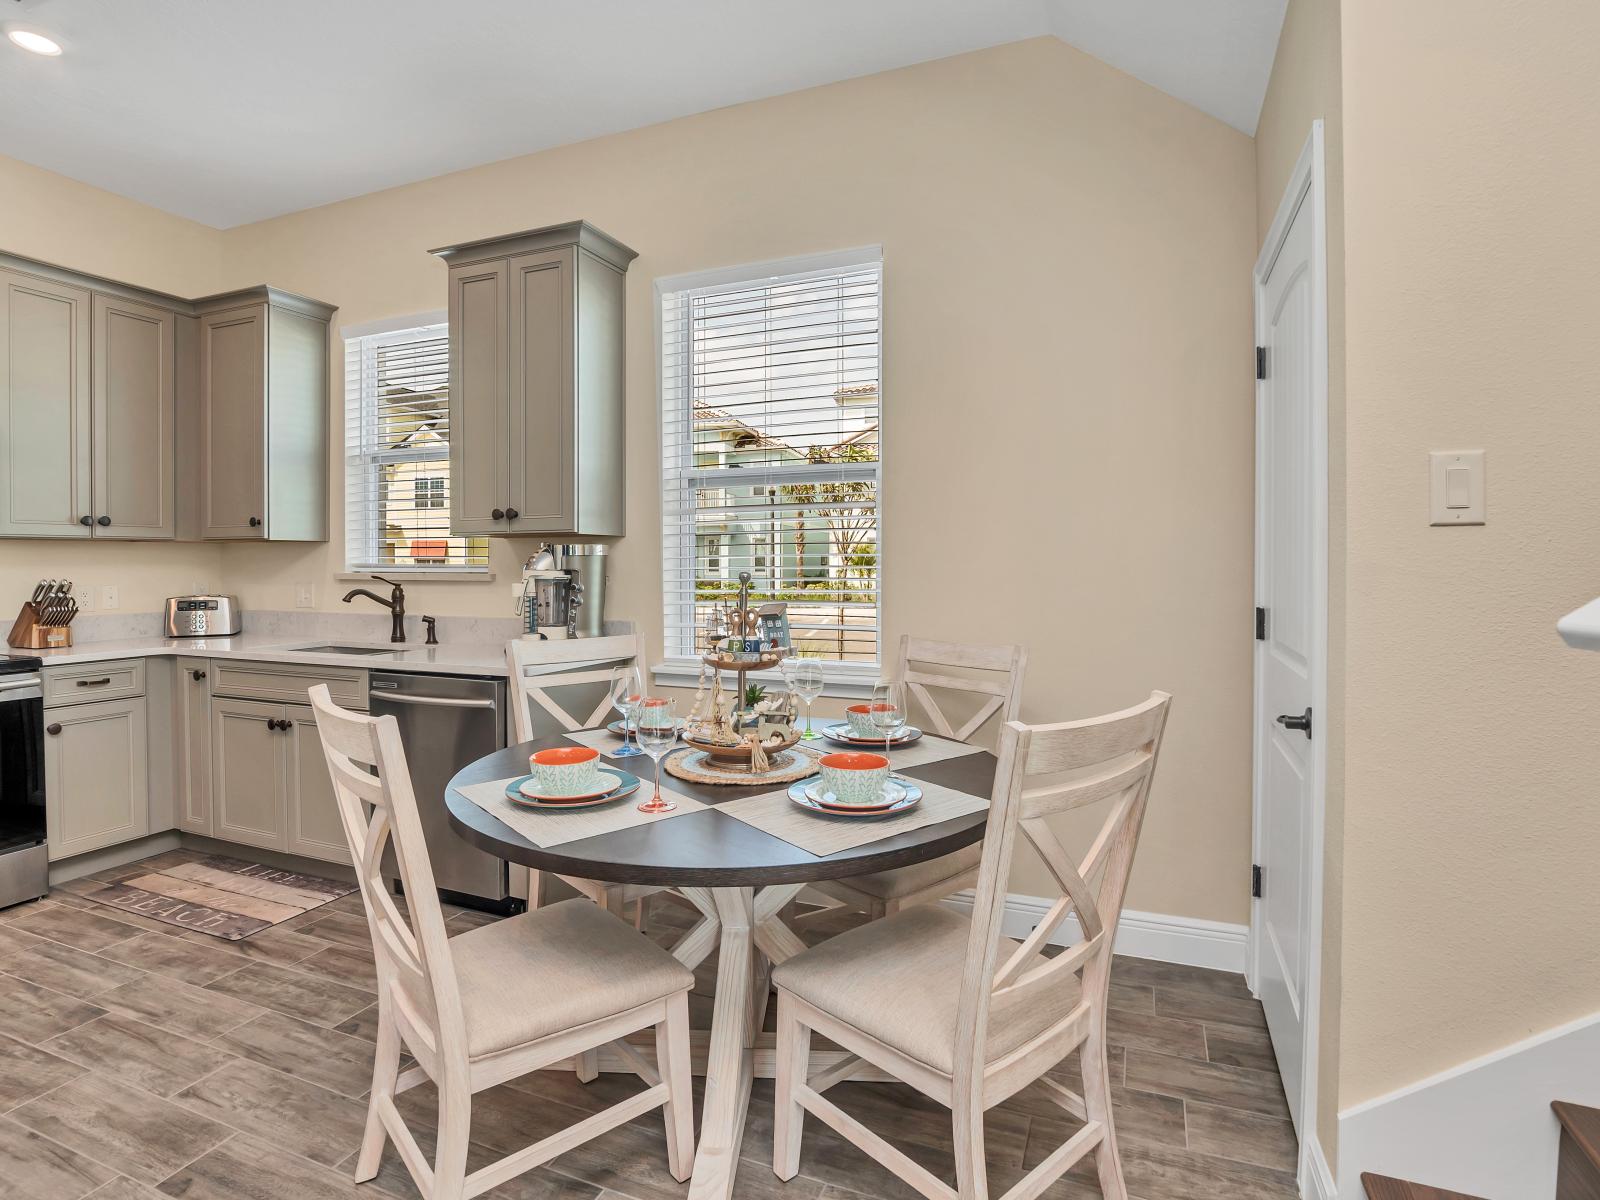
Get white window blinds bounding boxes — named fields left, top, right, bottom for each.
left=344, top=322, right=488, bottom=572
left=660, top=251, right=882, bottom=666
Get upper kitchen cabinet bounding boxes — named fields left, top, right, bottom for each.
left=432, top=221, right=635, bottom=538
left=93, top=293, right=177, bottom=538
left=195, top=289, right=334, bottom=541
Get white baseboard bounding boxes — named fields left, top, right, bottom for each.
left=937, top=889, right=1249, bottom=975
left=1302, top=1134, right=1336, bottom=1200
left=1336, top=1008, right=1600, bottom=1199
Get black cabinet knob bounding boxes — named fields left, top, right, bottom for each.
left=491, top=508, right=505, bottom=521
left=96, top=515, right=110, bottom=527
left=78, top=515, right=92, bottom=527
left=248, top=517, right=262, bottom=528
left=505, top=508, right=519, bottom=520
left=45, top=723, right=61, bottom=736
left=281, top=719, right=293, bottom=730
left=191, top=669, right=207, bottom=681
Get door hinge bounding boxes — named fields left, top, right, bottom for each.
left=1256, top=346, right=1267, bottom=380
left=1254, top=606, right=1267, bottom=641
left=1251, top=864, right=1263, bottom=899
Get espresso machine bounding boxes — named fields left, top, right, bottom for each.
left=515, top=544, right=608, bottom=639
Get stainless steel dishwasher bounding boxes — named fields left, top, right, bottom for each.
left=369, top=671, right=517, bottom=914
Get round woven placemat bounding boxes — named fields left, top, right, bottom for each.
left=665, top=745, right=821, bottom=787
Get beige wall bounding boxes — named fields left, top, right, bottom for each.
left=0, top=155, right=228, bottom=614
left=1253, top=0, right=1347, bottom=1165
left=1335, top=0, right=1600, bottom=1109
left=2, top=37, right=1257, bottom=925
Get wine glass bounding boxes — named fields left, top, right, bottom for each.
left=635, top=697, right=678, bottom=813
left=610, top=665, right=644, bottom=758
left=869, top=680, right=907, bottom=760
left=792, top=660, right=824, bottom=739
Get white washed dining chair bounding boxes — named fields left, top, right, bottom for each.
left=810, top=636, right=1027, bottom=920
left=505, top=634, right=664, bottom=918
left=772, top=691, right=1171, bottom=1200
left=308, top=685, right=696, bottom=1200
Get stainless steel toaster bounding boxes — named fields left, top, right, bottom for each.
left=164, top=595, right=242, bottom=638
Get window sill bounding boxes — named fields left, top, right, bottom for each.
left=337, top=571, right=496, bottom=584
left=651, top=656, right=881, bottom=700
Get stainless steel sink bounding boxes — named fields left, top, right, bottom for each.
left=284, top=644, right=402, bottom=656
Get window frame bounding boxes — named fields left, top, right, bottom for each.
left=653, top=247, right=885, bottom=696
left=342, top=313, right=489, bottom=578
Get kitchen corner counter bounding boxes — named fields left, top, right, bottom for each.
left=24, top=634, right=516, bottom=677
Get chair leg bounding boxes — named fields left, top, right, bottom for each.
left=772, top=991, right=811, bottom=1181
left=575, top=1047, right=599, bottom=1083
left=432, top=1076, right=472, bottom=1200
left=354, top=1000, right=402, bottom=1182
left=865, top=895, right=889, bottom=921
left=633, top=896, right=650, bottom=931
left=1083, top=1026, right=1127, bottom=1200
left=952, top=1097, right=989, bottom=1200
left=657, top=990, right=695, bottom=1182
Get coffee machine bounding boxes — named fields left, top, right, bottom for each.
left=515, top=544, right=609, bottom=639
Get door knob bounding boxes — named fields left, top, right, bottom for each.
left=1275, top=708, right=1313, bottom=738
left=96, top=516, right=110, bottom=527
left=45, top=723, right=61, bottom=736
left=505, top=508, right=519, bottom=520
left=191, top=669, right=207, bottom=681
left=491, top=508, right=506, bottom=520
left=248, top=516, right=262, bottom=528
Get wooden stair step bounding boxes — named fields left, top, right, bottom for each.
left=1361, top=1173, right=1489, bottom=1200
left=1553, top=1101, right=1600, bottom=1200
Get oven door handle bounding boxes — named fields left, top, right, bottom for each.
left=0, top=679, right=42, bottom=702
left=371, top=692, right=498, bottom=709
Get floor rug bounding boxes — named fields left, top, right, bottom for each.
left=80, top=853, right=357, bottom=940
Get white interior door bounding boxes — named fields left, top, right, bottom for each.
left=1252, top=126, right=1328, bottom=1139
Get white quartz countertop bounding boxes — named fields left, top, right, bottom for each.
left=24, top=633, right=514, bottom=677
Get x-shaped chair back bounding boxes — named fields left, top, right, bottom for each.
left=507, top=633, right=647, bottom=741
left=891, top=635, right=1027, bottom=746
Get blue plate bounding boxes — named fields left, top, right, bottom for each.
left=787, top=777, right=922, bottom=817
left=506, top=768, right=640, bottom=809
left=819, top=723, right=923, bottom=749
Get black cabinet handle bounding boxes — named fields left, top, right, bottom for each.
left=266, top=718, right=280, bottom=731
left=45, top=723, right=61, bottom=736
left=505, top=508, right=519, bottom=520
left=96, top=516, right=110, bottom=527
left=1276, top=708, right=1313, bottom=738
left=281, top=718, right=293, bottom=730
left=491, top=508, right=505, bottom=521
left=248, top=517, right=262, bottom=528
left=76, top=678, right=111, bottom=688
left=191, top=669, right=207, bottom=681
left=78, top=515, right=92, bottom=527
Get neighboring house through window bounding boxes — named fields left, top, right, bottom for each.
left=344, top=317, right=488, bottom=572
left=659, top=248, right=882, bottom=681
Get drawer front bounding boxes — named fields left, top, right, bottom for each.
left=210, top=659, right=367, bottom=709
left=43, top=659, right=146, bottom=707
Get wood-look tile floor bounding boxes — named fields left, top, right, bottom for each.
left=0, top=850, right=1297, bottom=1200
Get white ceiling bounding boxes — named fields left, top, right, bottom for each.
left=0, top=0, right=1287, bottom=229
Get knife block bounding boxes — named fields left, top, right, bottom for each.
left=6, top=602, right=71, bottom=650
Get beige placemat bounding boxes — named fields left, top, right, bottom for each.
left=454, top=774, right=704, bottom=848
left=815, top=730, right=985, bottom=771
left=718, top=778, right=989, bottom=857
left=564, top=727, right=631, bottom=755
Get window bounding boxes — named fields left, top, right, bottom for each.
left=344, top=320, right=488, bottom=572
left=659, top=249, right=882, bottom=675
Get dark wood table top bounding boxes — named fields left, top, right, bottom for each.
left=445, top=733, right=995, bottom=888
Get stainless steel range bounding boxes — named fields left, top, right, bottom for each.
left=0, top=655, right=47, bottom=910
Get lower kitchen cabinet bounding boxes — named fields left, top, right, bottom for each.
left=45, top=696, right=150, bottom=859
left=210, top=696, right=349, bottom=865
left=174, top=657, right=213, bottom=835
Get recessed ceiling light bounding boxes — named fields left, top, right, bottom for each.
left=7, top=27, right=63, bottom=56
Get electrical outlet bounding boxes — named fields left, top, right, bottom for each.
left=295, top=583, right=315, bottom=609
left=99, top=584, right=120, bottom=610
left=73, top=585, right=94, bottom=612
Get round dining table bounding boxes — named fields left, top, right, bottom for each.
left=445, top=729, right=996, bottom=1200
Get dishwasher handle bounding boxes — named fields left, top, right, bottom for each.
left=372, top=691, right=498, bottom=709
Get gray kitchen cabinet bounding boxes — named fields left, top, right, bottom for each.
left=0, top=268, right=92, bottom=538
left=433, top=221, right=635, bottom=538
left=284, top=703, right=350, bottom=864
left=44, top=696, right=151, bottom=859
left=196, top=291, right=333, bottom=542
left=174, top=657, right=213, bottom=836
left=92, top=292, right=176, bottom=537
left=211, top=697, right=287, bottom=852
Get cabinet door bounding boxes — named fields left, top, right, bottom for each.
left=506, top=248, right=575, bottom=532
left=211, top=698, right=286, bottom=851
left=44, top=697, right=150, bottom=859
left=199, top=304, right=267, bottom=539
left=174, top=658, right=213, bottom=835
left=0, top=269, right=92, bottom=537
left=448, top=260, right=511, bottom=534
left=92, top=293, right=176, bottom=538
left=283, top=704, right=350, bottom=864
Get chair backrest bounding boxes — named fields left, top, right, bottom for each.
left=954, top=691, right=1171, bottom=1080
left=890, top=635, right=1027, bottom=746
left=506, top=633, right=647, bottom=741
left=309, top=684, right=468, bottom=1071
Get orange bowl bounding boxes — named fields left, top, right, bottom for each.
left=819, top=751, right=889, bottom=771
left=531, top=746, right=599, bottom=767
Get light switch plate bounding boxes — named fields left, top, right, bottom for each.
left=99, top=584, right=120, bottom=610
left=295, top=583, right=315, bottom=608
left=1430, top=450, right=1485, bottom=525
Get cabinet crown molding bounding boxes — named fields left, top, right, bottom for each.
left=0, top=251, right=335, bottom=320
left=429, top=220, right=638, bottom=273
